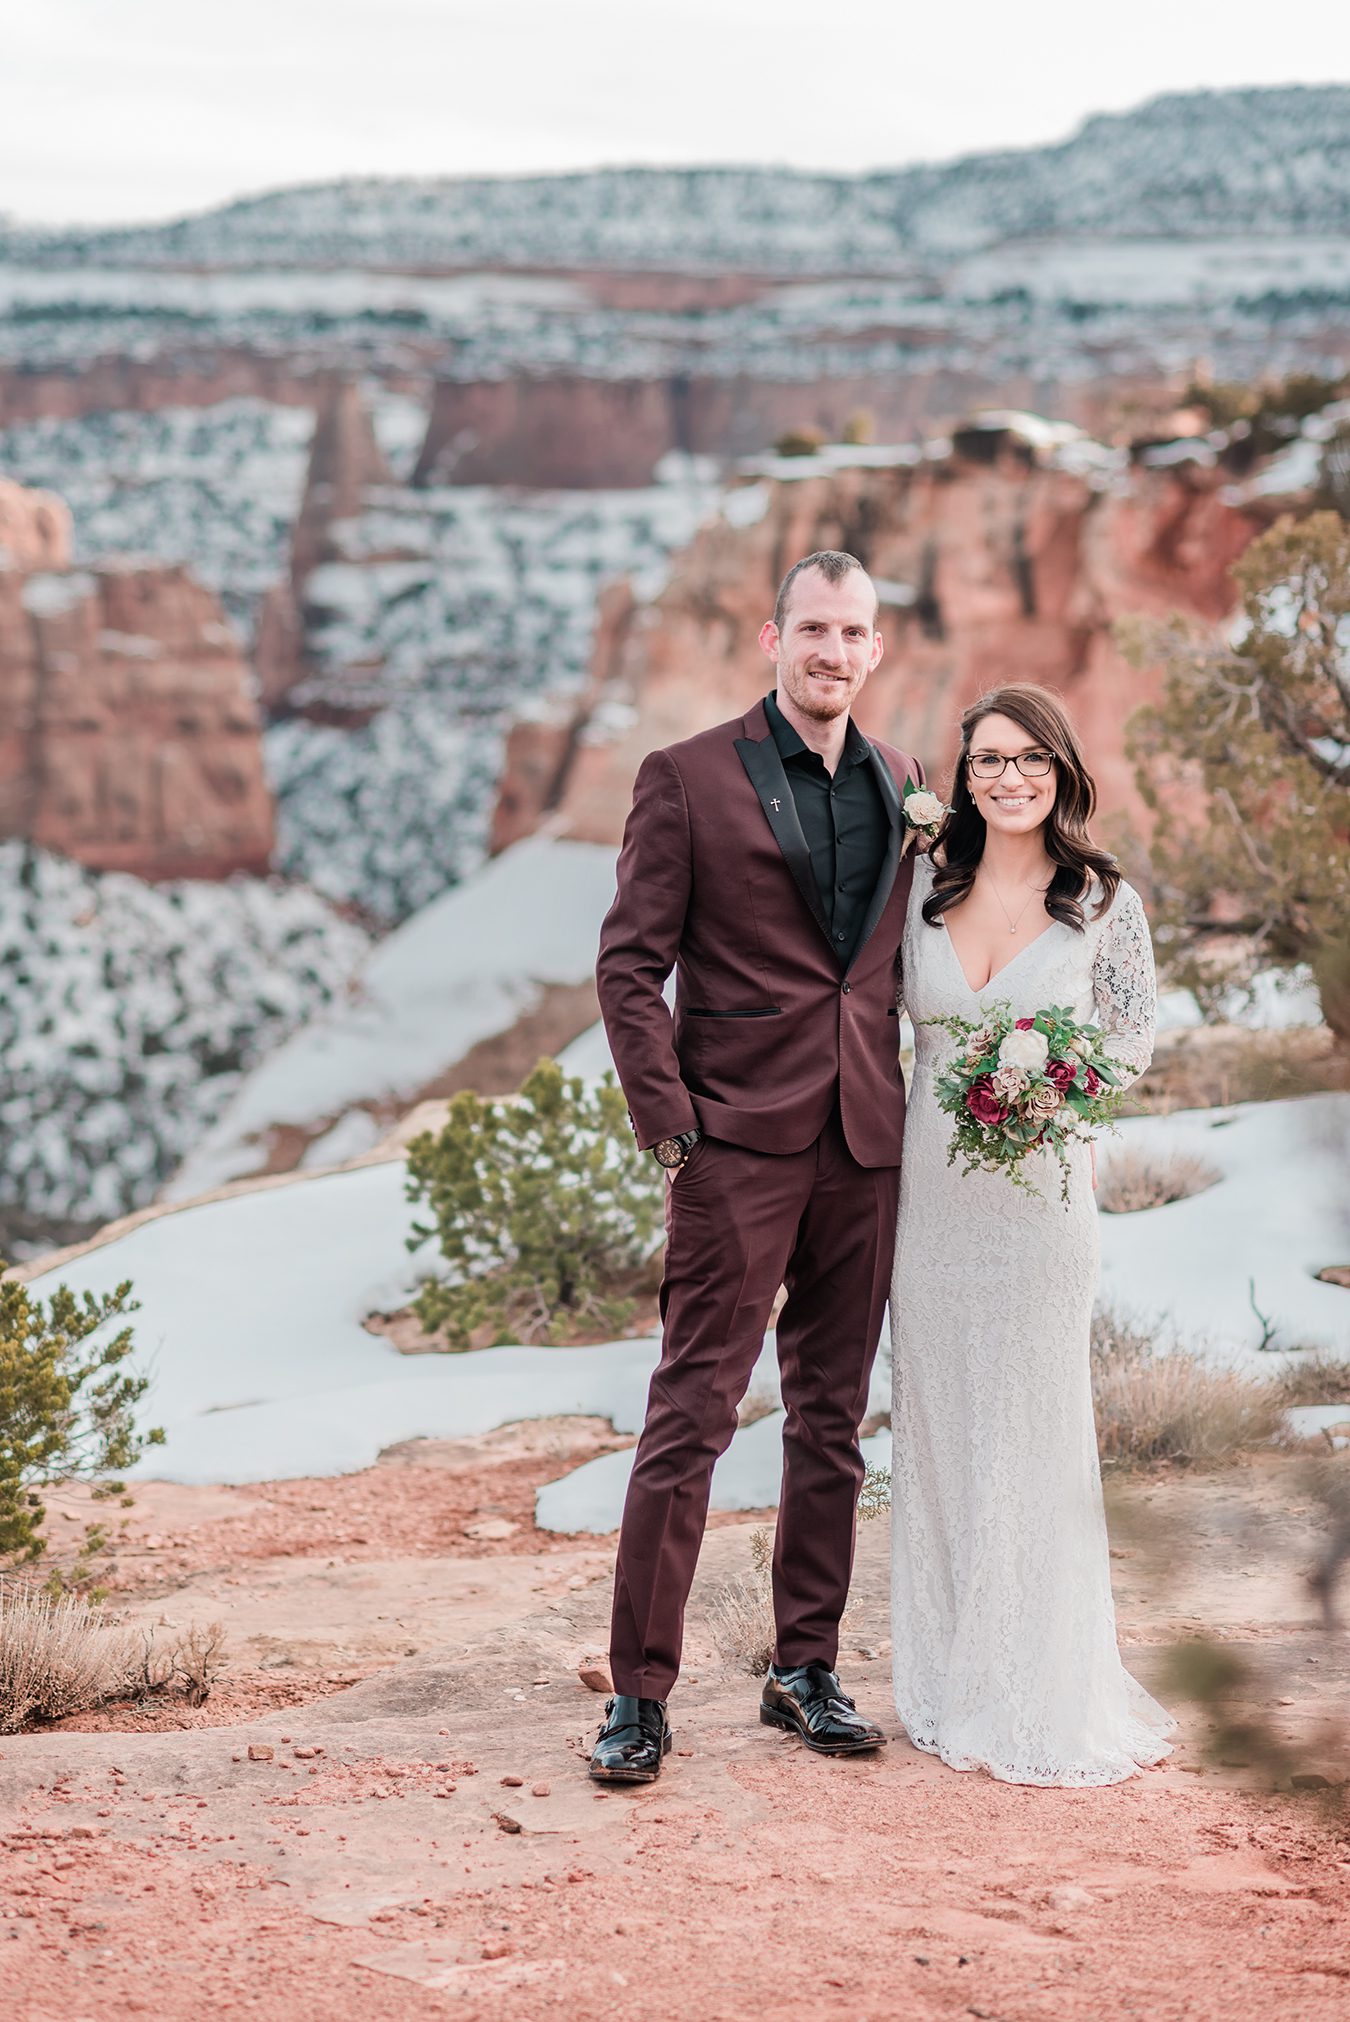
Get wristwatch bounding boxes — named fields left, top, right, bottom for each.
left=651, top=1129, right=702, bottom=1170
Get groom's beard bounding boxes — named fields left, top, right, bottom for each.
left=780, top=664, right=863, bottom=720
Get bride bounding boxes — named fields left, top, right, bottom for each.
left=891, top=682, right=1176, bottom=1786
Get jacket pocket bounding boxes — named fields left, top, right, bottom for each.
left=685, top=1007, right=782, bottom=1018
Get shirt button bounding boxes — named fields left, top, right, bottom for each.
left=836, top=931, right=846, bottom=941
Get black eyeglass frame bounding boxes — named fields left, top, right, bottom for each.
left=965, top=748, right=1056, bottom=779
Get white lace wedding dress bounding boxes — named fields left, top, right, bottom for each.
left=889, top=854, right=1176, bottom=1785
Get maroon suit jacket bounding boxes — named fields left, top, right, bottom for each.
left=595, top=699, right=925, bottom=1168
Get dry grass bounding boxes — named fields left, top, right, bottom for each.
left=0, top=1586, right=139, bottom=1733
left=1126, top=1024, right=1350, bottom=1116
left=1096, top=1146, right=1221, bottom=1214
left=0, top=1587, right=228, bottom=1731
left=130, top=1619, right=229, bottom=1708
left=1091, top=1309, right=1285, bottom=1469
left=1270, top=1353, right=1350, bottom=1409
left=707, top=1525, right=775, bottom=1677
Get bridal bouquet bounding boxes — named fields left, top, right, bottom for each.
left=925, top=1002, right=1125, bottom=1201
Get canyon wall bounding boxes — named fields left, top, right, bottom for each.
left=0, top=484, right=273, bottom=876
left=412, top=371, right=1033, bottom=489
left=0, top=354, right=325, bottom=428
left=493, top=447, right=1264, bottom=851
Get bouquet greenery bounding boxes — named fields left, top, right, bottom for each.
left=926, top=1002, right=1126, bottom=1202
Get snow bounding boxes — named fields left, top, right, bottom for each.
left=536, top=1414, right=893, bottom=1535
left=1156, top=966, right=1325, bottom=1032
left=166, top=835, right=619, bottom=1200
left=1096, top=1095, right=1349, bottom=1365
left=18, top=1092, right=1344, bottom=1511
left=23, top=1160, right=662, bottom=1485
left=268, top=476, right=718, bottom=924
left=20, top=570, right=95, bottom=616
left=10, top=88, right=1349, bottom=278
left=1233, top=436, right=1323, bottom=499
left=0, top=844, right=369, bottom=1234
left=0, top=401, right=313, bottom=641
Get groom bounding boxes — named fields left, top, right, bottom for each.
left=590, top=550, right=925, bottom=1781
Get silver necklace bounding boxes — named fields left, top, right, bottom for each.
left=983, top=870, right=1050, bottom=935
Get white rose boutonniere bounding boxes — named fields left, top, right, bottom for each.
left=901, top=780, right=949, bottom=851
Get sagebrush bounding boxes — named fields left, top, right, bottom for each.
left=1096, top=1147, right=1221, bottom=1214
left=404, top=1059, right=664, bottom=1348
left=1090, top=1309, right=1284, bottom=1468
left=0, top=1586, right=138, bottom=1731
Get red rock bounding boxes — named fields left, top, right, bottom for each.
left=415, top=372, right=974, bottom=490
left=500, top=1775, right=524, bottom=1787
left=246, top=1744, right=274, bottom=1763
left=0, top=476, right=71, bottom=570
left=578, top=1663, right=614, bottom=1695
left=0, top=510, right=274, bottom=878
left=531, top=1783, right=550, bottom=1798
left=506, top=448, right=1264, bottom=852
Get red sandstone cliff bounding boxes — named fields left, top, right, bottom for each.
left=256, top=378, right=393, bottom=710
left=0, top=484, right=274, bottom=877
left=412, top=372, right=1021, bottom=489
left=491, top=444, right=1265, bottom=851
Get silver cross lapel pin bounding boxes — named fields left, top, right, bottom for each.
left=770, top=797, right=782, bottom=812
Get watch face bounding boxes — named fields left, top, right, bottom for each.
left=654, top=1138, right=681, bottom=1167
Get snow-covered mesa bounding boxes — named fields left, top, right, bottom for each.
left=166, top=835, right=619, bottom=1200
left=24, top=1094, right=1349, bottom=1530
left=0, top=843, right=369, bottom=1232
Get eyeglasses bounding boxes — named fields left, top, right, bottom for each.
left=967, top=748, right=1055, bottom=779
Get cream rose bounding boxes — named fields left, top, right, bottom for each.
left=1026, top=1082, right=1064, bottom=1120
left=998, top=1025, right=1050, bottom=1072
left=1068, top=1033, right=1094, bottom=1060
left=990, top=1065, right=1028, bottom=1101
left=904, top=789, right=945, bottom=829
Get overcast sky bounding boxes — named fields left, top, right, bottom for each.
left=6, top=0, right=1350, bottom=227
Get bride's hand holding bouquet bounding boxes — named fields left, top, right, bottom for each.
left=926, top=1001, right=1124, bottom=1202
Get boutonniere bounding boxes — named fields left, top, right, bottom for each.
left=900, top=780, right=949, bottom=854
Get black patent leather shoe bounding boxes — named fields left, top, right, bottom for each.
left=760, top=1663, right=887, bottom=1755
left=589, top=1694, right=672, bottom=1783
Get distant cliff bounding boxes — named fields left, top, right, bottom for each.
left=413, top=374, right=954, bottom=488
left=492, top=435, right=1272, bottom=849
left=0, top=480, right=274, bottom=877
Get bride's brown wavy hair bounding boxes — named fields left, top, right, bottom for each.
left=921, top=683, right=1120, bottom=931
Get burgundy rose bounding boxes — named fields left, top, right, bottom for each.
left=1015, top=1017, right=1036, bottom=1030
left=965, top=1074, right=1009, bottom=1127
left=1046, top=1057, right=1078, bottom=1092
left=1083, top=1066, right=1102, bottom=1097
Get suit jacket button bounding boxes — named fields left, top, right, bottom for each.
left=841, top=982, right=851, bottom=994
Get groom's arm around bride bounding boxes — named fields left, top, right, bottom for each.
left=587, top=548, right=925, bottom=1783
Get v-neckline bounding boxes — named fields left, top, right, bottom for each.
left=941, top=916, right=1059, bottom=998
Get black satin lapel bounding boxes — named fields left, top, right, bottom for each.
left=847, top=746, right=905, bottom=970
left=734, top=734, right=832, bottom=944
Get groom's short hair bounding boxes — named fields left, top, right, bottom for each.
left=773, top=550, right=875, bottom=633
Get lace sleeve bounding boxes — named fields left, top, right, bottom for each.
left=1091, top=883, right=1156, bottom=1090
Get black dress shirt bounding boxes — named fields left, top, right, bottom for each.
left=764, top=691, right=888, bottom=966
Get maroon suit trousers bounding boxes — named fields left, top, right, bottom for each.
left=609, top=1108, right=899, bottom=1699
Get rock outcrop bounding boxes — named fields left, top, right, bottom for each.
left=0, top=355, right=319, bottom=428
left=0, top=500, right=274, bottom=877
left=256, top=378, right=392, bottom=710
left=413, top=372, right=977, bottom=489
left=495, top=443, right=1264, bottom=847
